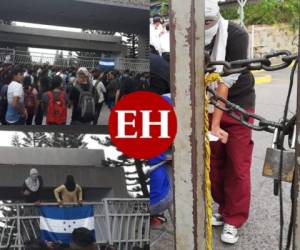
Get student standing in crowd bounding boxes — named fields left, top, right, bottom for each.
left=54, top=175, right=83, bottom=205
left=69, top=67, right=98, bottom=125
left=92, top=69, right=106, bottom=125
left=21, top=168, right=43, bottom=204
left=105, top=71, right=120, bottom=110
left=35, top=70, right=50, bottom=125
left=206, top=0, right=255, bottom=244
left=42, top=75, right=68, bottom=125
left=5, top=66, right=27, bottom=125
left=160, top=23, right=170, bottom=62
left=23, top=76, right=38, bottom=125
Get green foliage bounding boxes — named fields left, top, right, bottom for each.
left=221, top=0, right=299, bottom=30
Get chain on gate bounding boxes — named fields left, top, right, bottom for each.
left=205, top=50, right=299, bottom=250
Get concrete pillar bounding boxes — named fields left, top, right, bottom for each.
left=170, top=0, right=206, bottom=249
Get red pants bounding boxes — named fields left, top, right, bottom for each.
left=210, top=110, right=254, bottom=227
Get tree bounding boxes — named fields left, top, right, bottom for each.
left=91, top=136, right=149, bottom=198
left=21, top=132, right=51, bottom=148
left=11, top=133, right=21, bottom=147
left=49, top=133, right=87, bottom=148
left=221, top=0, right=300, bottom=30
left=122, top=33, right=139, bottom=58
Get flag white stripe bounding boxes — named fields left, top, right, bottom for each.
left=40, top=216, right=94, bottom=234
left=99, top=61, right=115, bottom=66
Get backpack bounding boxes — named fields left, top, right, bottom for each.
left=46, top=90, right=67, bottom=125
left=24, top=88, right=36, bottom=115
left=0, top=85, right=8, bottom=123
left=75, top=84, right=95, bottom=121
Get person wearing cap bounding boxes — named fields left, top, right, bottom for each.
left=205, top=0, right=255, bottom=244
left=5, top=66, right=27, bottom=125
left=21, top=168, right=43, bottom=204
left=150, top=15, right=164, bottom=55
left=159, top=23, right=170, bottom=62
left=69, top=67, right=98, bottom=124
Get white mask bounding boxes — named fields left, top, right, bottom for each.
left=205, top=21, right=219, bottom=46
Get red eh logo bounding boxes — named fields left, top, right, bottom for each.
left=109, top=91, right=177, bottom=159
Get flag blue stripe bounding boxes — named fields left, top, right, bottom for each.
left=40, top=230, right=96, bottom=244
left=40, top=205, right=93, bottom=220
left=40, top=230, right=72, bottom=244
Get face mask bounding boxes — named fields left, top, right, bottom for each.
left=205, top=21, right=219, bottom=46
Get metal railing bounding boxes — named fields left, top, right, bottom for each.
left=0, top=198, right=149, bottom=250
left=0, top=50, right=149, bottom=73
left=0, top=48, right=15, bottom=64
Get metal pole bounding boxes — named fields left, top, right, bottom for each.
left=293, top=28, right=300, bottom=250
left=170, top=0, right=206, bottom=249
left=16, top=205, right=21, bottom=250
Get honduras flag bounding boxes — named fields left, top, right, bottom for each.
left=40, top=205, right=95, bottom=244
left=99, top=58, right=115, bottom=70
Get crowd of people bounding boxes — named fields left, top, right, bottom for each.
left=0, top=63, right=149, bottom=125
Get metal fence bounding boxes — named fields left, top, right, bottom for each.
left=0, top=49, right=149, bottom=73
left=0, top=198, right=149, bottom=250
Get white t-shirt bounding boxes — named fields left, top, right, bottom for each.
left=160, top=31, right=170, bottom=53
left=7, top=81, right=24, bottom=104
left=93, top=79, right=106, bottom=104
left=6, top=81, right=24, bottom=123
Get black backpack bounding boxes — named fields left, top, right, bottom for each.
left=75, top=84, right=95, bottom=121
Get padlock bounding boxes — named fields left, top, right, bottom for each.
left=262, top=126, right=296, bottom=183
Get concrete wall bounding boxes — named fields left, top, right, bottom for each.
left=0, top=146, right=129, bottom=200
left=247, top=24, right=299, bottom=58
left=0, top=146, right=105, bottom=167
left=0, top=24, right=122, bottom=52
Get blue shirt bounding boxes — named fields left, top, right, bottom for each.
left=149, top=152, right=171, bottom=206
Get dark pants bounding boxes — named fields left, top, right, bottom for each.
left=210, top=109, right=254, bottom=228
left=34, top=104, right=43, bottom=125
left=26, top=113, right=34, bottom=125
left=93, top=102, right=104, bottom=125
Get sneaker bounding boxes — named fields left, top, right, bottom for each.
left=150, top=215, right=167, bottom=229
left=221, top=223, right=239, bottom=244
left=212, top=213, right=224, bottom=226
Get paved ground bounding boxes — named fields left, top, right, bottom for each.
left=151, top=67, right=298, bottom=249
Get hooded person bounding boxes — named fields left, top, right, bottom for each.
left=54, top=175, right=83, bottom=205
left=205, top=0, right=255, bottom=244
left=22, top=168, right=43, bottom=203
left=69, top=67, right=99, bottom=124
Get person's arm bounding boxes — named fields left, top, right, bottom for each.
left=100, top=82, right=106, bottom=93
left=33, top=89, right=39, bottom=115
left=211, top=82, right=229, bottom=144
left=54, top=185, right=64, bottom=204
left=77, top=185, right=83, bottom=203
left=21, top=183, right=30, bottom=196
left=115, top=89, right=120, bottom=104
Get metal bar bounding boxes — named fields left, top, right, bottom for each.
left=104, top=200, right=113, bottom=245
left=16, top=205, right=21, bottom=250
left=170, top=0, right=206, bottom=249
left=293, top=28, right=300, bottom=250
